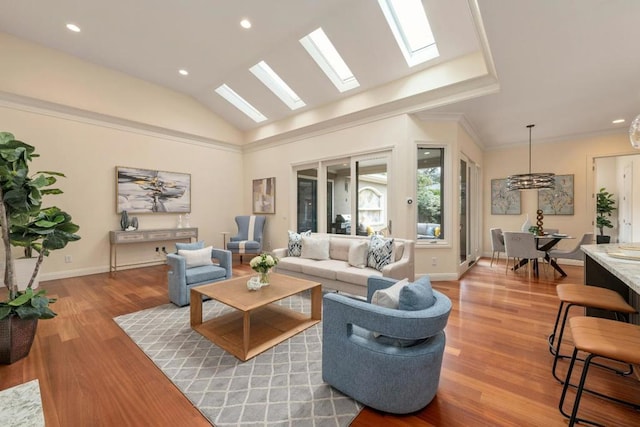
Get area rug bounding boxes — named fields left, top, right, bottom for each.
left=114, top=291, right=362, bottom=426
left=0, top=379, right=45, bottom=427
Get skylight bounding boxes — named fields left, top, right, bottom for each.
left=250, top=61, right=306, bottom=110
left=214, top=84, right=267, bottom=123
left=299, top=28, right=359, bottom=93
left=378, top=0, right=439, bottom=67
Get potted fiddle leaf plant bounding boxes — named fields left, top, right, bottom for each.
left=596, top=187, right=616, bottom=244
left=0, top=131, right=81, bottom=364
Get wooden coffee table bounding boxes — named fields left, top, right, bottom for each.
left=190, top=273, right=322, bottom=361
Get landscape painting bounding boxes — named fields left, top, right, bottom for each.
left=538, top=174, right=574, bottom=215
left=491, top=178, right=521, bottom=215
left=116, top=167, right=191, bottom=213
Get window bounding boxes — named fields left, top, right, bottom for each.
left=416, top=147, right=444, bottom=241
left=378, top=0, right=439, bottom=67
left=214, top=84, right=267, bottom=122
left=250, top=61, right=306, bottom=110
left=297, top=168, right=318, bottom=232
left=300, top=28, right=360, bottom=93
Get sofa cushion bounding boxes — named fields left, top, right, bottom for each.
left=185, top=264, right=227, bottom=285
left=399, top=276, right=435, bottom=311
left=178, top=246, right=213, bottom=268
left=301, top=259, right=348, bottom=280
left=367, top=235, right=395, bottom=271
left=301, top=236, right=330, bottom=260
left=175, top=241, right=205, bottom=251
left=276, top=256, right=311, bottom=273
left=287, top=230, right=311, bottom=257
left=329, top=237, right=353, bottom=261
left=348, top=240, right=369, bottom=268
left=336, top=267, right=382, bottom=287
left=370, top=278, right=409, bottom=309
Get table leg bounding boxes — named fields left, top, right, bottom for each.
left=243, top=311, right=250, bottom=358
left=190, top=290, right=202, bottom=327
left=546, top=254, right=567, bottom=276
left=310, top=285, right=322, bottom=321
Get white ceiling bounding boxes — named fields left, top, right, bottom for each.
left=0, top=0, right=638, bottom=149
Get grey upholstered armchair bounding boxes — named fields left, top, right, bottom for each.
left=322, top=276, right=452, bottom=414
left=166, top=242, right=232, bottom=306
left=226, top=215, right=266, bottom=262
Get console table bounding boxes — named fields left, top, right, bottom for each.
left=109, top=227, right=198, bottom=272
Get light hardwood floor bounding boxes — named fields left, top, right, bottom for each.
left=1, top=259, right=638, bottom=426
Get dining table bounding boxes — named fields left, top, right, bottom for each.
left=512, top=233, right=574, bottom=277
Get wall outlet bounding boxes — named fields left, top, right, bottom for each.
left=155, top=247, right=159, bottom=252
left=431, top=257, right=437, bottom=266
left=64, top=255, right=72, bottom=263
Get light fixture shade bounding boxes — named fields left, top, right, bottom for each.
left=630, top=114, right=640, bottom=149
left=506, top=173, right=556, bottom=190
left=507, top=124, right=555, bottom=191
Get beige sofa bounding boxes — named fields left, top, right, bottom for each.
left=272, top=233, right=415, bottom=297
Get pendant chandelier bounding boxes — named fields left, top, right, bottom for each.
left=630, top=114, right=640, bottom=149
left=506, top=124, right=555, bottom=191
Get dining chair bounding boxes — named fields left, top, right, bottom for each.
left=548, top=233, right=594, bottom=263
left=490, top=228, right=505, bottom=267
left=503, top=231, right=546, bottom=278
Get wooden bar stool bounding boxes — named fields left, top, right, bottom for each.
left=559, top=316, right=640, bottom=427
left=549, top=283, right=636, bottom=382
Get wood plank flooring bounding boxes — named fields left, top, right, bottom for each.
left=1, top=259, right=638, bottom=426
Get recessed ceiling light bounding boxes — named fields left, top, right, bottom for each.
left=66, top=23, right=81, bottom=33
left=612, top=119, right=625, bottom=124
left=240, top=19, right=252, bottom=29
left=178, top=69, right=189, bottom=76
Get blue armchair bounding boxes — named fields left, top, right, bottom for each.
left=166, top=245, right=232, bottom=307
left=322, top=276, right=452, bottom=414
left=226, top=215, right=266, bottom=262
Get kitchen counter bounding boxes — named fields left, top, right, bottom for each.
left=581, top=243, right=640, bottom=324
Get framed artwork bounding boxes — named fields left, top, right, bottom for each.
left=491, top=178, right=521, bottom=215
left=253, top=177, right=276, bottom=214
left=116, top=166, right=191, bottom=213
left=538, top=174, right=574, bottom=215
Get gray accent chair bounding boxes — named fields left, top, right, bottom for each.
left=503, top=231, right=546, bottom=277
left=548, top=233, right=594, bottom=262
left=490, top=227, right=505, bottom=266
left=166, top=244, right=232, bottom=307
left=322, top=276, right=452, bottom=414
left=226, top=215, right=266, bottom=262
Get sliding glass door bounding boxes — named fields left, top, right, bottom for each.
left=295, top=151, right=391, bottom=236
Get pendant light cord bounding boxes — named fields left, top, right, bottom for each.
left=527, top=124, right=534, bottom=174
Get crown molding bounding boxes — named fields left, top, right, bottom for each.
left=0, top=90, right=242, bottom=153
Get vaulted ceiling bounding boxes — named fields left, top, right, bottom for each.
left=1, top=0, right=638, bottom=149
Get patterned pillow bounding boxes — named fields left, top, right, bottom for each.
left=287, top=230, right=311, bottom=257
left=367, top=235, right=395, bottom=271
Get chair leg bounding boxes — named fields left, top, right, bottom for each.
left=491, top=251, right=495, bottom=266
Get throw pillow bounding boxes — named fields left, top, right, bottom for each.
left=287, top=230, right=311, bottom=257
left=367, top=235, right=395, bottom=271
left=399, top=276, right=436, bottom=311
left=175, top=241, right=205, bottom=252
left=370, top=278, right=409, bottom=309
left=178, top=246, right=213, bottom=268
left=348, top=240, right=369, bottom=268
left=300, top=236, right=330, bottom=260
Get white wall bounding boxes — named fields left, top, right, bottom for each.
left=483, top=133, right=637, bottom=255
left=243, top=115, right=485, bottom=279
left=0, top=105, right=244, bottom=280
left=0, top=33, right=245, bottom=280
